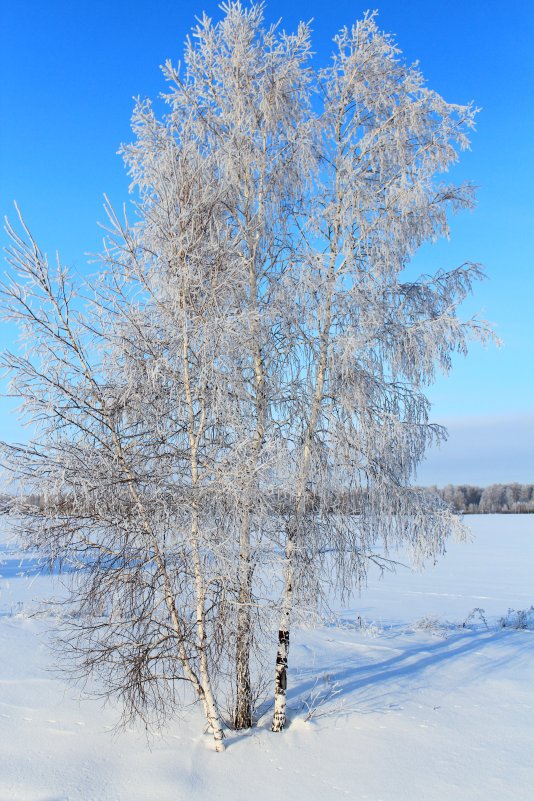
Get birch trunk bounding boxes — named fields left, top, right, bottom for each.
left=271, top=297, right=334, bottom=730
left=182, top=311, right=226, bottom=750
left=233, top=311, right=265, bottom=729
left=271, top=142, right=342, bottom=730
left=271, top=530, right=295, bottom=731
left=234, top=508, right=253, bottom=729
left=234, top=184, right=266, bottom=728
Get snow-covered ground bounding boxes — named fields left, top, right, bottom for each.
left=1, top=515, right=532, bottom=801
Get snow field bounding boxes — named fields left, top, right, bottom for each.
left=0, top=515, right=532, bottom=801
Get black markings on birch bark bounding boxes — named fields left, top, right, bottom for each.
left=272, top=628, right=290, bottom=731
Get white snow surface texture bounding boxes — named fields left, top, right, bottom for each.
left=0, top=514, right=532, bottom=801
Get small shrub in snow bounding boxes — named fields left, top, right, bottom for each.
left=413, top=616, right=449, bottom=637
left=301, top=674, right=342, bottom=723
left=498, top=606, right=534, bottom=630
left=414, top=615, right=441, bottom=631
left=357, top=617, right=383, bottom=638
left=462, top=608, right=489, bottom=630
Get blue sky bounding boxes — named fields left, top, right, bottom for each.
left=1, top=0, right=532, bottom=484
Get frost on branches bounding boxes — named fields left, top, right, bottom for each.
left=1, top=3, right=492, bottom=749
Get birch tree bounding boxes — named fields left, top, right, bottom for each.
left=153, top=2, right=314, bottom=729
left=1, top=2, right=491, bottom=745
left=269, top=14, right=491, bottom=730
left=2, top=3, right=313, bottom=738
left=1, top=191, right=230, bottom=749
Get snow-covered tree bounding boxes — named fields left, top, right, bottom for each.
left=128, top=3, right=316, bottom=729
left=268, top=13, right=492, bottom=730
left=2, top=3, right=491, bottom=745
left=1, top=198, right=229, bottom=750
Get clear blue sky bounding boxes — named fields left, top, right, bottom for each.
left=1, top=0, right=533, bottom=484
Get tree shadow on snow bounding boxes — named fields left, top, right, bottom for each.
left=286, top=629, right=526, bottom=716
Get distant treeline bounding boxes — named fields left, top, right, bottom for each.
left=1, top=484, right=533, bottom=517
left=426, top=483, right=534, bottom=514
